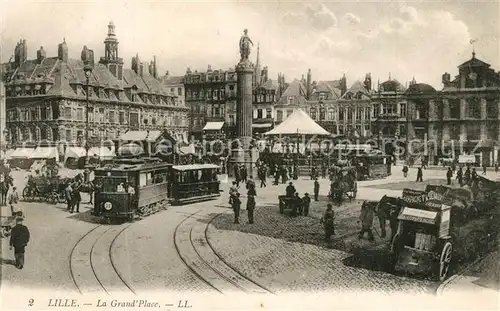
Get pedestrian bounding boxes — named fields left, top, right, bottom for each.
left=320, top=203, right=335, bottom=241
left=402, top=165, right=408, bottom=178
left=314, top=178, right=320, bottom=201
left=495, top=162, right=499, bottom=173
left=246, top=176, right=256, bottom=196
left=259, top=166, right=267, bottom=188
left=294, top=192, right=303, bottom=216
left=71, top=184, right=81, bottom=213
left=464, top=167, right=471, bottom=185
left=9, top=217, right=30, bottom=269
left=482, top=163, right=487, bottom=175
left=358, top=202, right=375, bottom=242
left=471, top=167, right=478, bottom=184
left=229, top=181, right=238, bottom=205
left=416, top=167, right=423, bottom=182
left=232, top=193, right=241, bottom=224
left=246, top=194, right=255, bottom=224
left=65, top=183, right=73, bottom=211
left=302, top=193, right=311, bottom=217
left=311, top=166, right=317, bottom=180
left=446, top=167, right=453, bottom=185
left=456, top=167, right=463, bottom=187
left=8, top=186, right=20, bottom=217
left=281, top=165, right=287, bottom=184
left=241, top=165, right=248, bottom=183
left=284, top=182, right=294, bottom=198
left=273, top=169, right=280, bottom=185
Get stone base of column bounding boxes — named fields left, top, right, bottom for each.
left=228, top=148, right=259, bottom=178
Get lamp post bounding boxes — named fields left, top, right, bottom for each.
left=83, top=64, right=93, bottom=168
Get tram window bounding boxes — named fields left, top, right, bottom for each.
left=101, top=178, right=127, bottom=192
left=139, top=173, right=147, bottom=187
left=146, top=172, right=153, bottom=185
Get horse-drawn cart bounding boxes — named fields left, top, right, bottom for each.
left=328, top=165, right=357, bottom=202
left=22, top=175, right=68, bottom=204
left=390, top=184, right=500, bottom=281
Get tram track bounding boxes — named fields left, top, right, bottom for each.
left=69, top=223, right=136, bottom=295
left=173, top=209, right=273, bottom=295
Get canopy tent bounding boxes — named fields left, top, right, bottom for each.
left=10, top=148, right=35, bottom=159
left=264, top=109, right=331, bottom=136
left=2, top=149, right=15, bottom=160
left=31, top=147, right=59, bottom=160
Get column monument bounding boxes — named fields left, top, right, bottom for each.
left=230, top=29, right=258, bottom=177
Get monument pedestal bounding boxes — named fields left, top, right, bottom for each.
left=229, top=60, right=256, bottom=178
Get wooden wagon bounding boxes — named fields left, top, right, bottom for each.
left=22, top=175, right=68, bottom=204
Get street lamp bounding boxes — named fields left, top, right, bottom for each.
left=83, top=63, right=93, bottom=169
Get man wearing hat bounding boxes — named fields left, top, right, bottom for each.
left=9, top=217, right=30, bottom=269
left=246, top=194, right=256, bottom=224
left=302, top=193, right=311, bottom=217
left=8, top=186, right=20, bottom=216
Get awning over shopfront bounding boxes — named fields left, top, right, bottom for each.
left=65, top=147, right=86, bottom=159
left=10, top=148, right=35, bottom=159
left=31, top=147, right=59, bottom=159
left=252, top=123, right=272, bottom=129
left=203, top=122, right=225, bottom=131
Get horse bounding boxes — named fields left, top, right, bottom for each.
left=370, top=195, right=403, bottom=241
left=0, top=173, right=13, bottom=206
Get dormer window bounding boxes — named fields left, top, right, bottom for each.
left=287, top=96, right=293, bottom=105
left=319, top=93, right=326, bottom=101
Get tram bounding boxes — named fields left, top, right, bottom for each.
left=93, top=158, right=221, bottom=221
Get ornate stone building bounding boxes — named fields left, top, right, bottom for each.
left=427, top=52, right=500, bottom=166
left=2, top=22, right=189, bottom=151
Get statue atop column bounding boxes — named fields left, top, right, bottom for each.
left=239, top=29, right=254, bottom=63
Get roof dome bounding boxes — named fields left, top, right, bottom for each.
left=405, top=83, right=436, bottom=94
left=379, top=79, right=406, bottom=92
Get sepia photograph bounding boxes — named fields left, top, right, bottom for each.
left=0, top=0, right=499, bottom=309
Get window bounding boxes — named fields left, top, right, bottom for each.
left=487, top=123, right=498, bottom=140
left=356, top=108, right=363, bottom=120
left=119, top=111, right=125, bottom=124
left=382, top=103, right=397, bottom=115
left=364, top=108, right=370, bottom=120
left=347, top=108, right=353, bottom=121
left=109, top=111, right=115, bottom=123
left=99, top=108, right=105, bottom=122
left=319, top=108, right=326, bottom=121
left=309, top=108, right=317, bottom=120
left=449, top=99, right=460, bottom=119
left=64, top=107, right=72, bottom=119
left=178, top=88, right=182, bottom=96
left=416, top=103, right=427, bottom=119
left=77, top=108, right=84, bottom=121
left=229, top=85, right=234, bottom=91
left=66, top=129, right=72, bottom=142
left=328, top=108, right=335, bottom=121
left=364, top=124, right=371, bottom=136
left=466, top=123, right=480, bottom=140
left=487, top=99, right=498, bottom=119
left=467, top=98, right=481, bottom=118
left=338, top=126, right=344, bottom=135
left=277, top=110, right=283, bottom=122
left=32, top=108, right=39, bottom=121
left=220, top=89, right=225, bottom=99
left=213, top=90, right=219, bottom=100
left=400, top=103, right=407, bottom=117
left=266, top=108, right=272, bottom=119
left=229, top=114, right=235, bottom=125
left=257, top=109, right=263, bottom=119
left=338, top=107, right=344, bottom=121
left=356, top=125, right=362, bottom=136
left=287, top=96, right=293, bottom=105
left=372, top=104, right=380, bottom=118
left=319, top=93, right=326, bottom=101
left=331, top=126, right=337, bottom=135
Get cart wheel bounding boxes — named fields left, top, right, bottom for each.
left=438, top=242, right=453, bottom=281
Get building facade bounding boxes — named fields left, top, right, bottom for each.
left=2, top=22, right=189, bottom=151
left=427, top=52, right=500, bottom=166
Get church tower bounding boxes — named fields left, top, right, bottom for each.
left=99, top=21, right=124, bottom=80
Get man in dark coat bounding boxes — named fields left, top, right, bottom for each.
left=313, top=178, right=320, bottom=201
left=286, top=182, right=296, bottom=197
left=246, top=194, right=255, bottom=224
left=416, top=167, right=423, bottom=182
left=258, top=166, right=267, bottom=188
left=456, top=167, right=463, bottom=187
left=234, top=164, right=241, bottom=187
left=446, top=167, right=453, bottom=185
left=293, top=192, right=303, bottom=216
left=321, top=203, right=335, bottom=241
left=65, top=183, right=73, bottom=211
left=241, top=165, right=248, bottom=183
left=232, top=193, right=241, bottom=224
left=302, top=193, right=311, bottom=217
left=495, top=162, right=499, bottom=173
left=311, top=166, right=317, bottom=180
left=402, top=165, right=408, bottom=178
left=358, top=203, right=375, bottom=242
left=464, top=167, right=471, bottom=185
left=246, top=176, right=256, bottom=196
left=482, top=163, right=487, bottom=175
left=10, top=217, right=30, bottom=269
left=71, top=183, right=82, bottom=213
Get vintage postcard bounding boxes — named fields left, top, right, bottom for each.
left=0, top=0, right=499, bottom=310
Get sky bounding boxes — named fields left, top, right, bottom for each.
left=1, top=0, right=499, bottom=89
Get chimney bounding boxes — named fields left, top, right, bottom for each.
left=58, top=38, right=68, bottom=62
left=340, top=73, right=347, bottom=96
left=153, top=56, right=157, bottom=79
left=306, top=69, right=312, bottom=100
left=442, top=72, right=451, bottom=86
left=139, top=62, right=144, bottom=77
left=364, top=73, right=372, bottom=91
left=262, top=66, right=268, bottom=83
left=14, top=39, right=28, bottom=64
left=132, top=54, right=139, bottom=74
left=37, top=46, right=46, bottom=63
left=149, top=61, right=154, bottom=76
